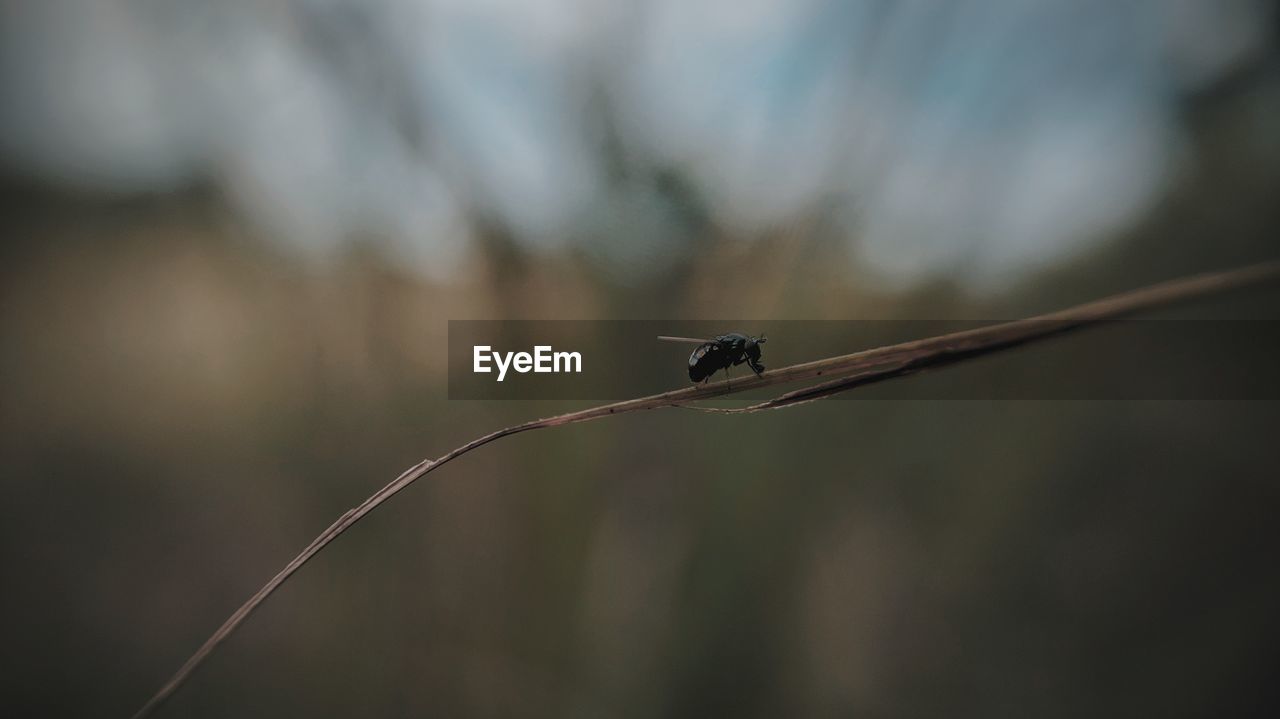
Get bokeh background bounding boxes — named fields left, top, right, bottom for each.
left=3, top=1, right=1280, bottom=716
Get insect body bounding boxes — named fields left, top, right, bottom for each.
left=658, top=333, right=767, bottom=383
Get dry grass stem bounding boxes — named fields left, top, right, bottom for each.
left=131, top=260, right=1280, bottom=718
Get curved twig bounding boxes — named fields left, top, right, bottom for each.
left=131, top=260, right=1280, bottom=718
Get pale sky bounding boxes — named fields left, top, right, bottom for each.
left=0, top=0, right=1271, bottom=284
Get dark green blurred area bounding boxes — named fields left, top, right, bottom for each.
left=4, top=30, right=1280, bottom=719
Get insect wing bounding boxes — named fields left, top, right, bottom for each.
left=657, top=335, right=712, bottom=344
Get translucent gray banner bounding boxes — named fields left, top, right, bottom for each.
left=448, top=320, right=1280, bottom=400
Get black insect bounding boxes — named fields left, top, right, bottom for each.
left=658, top=332, right=767, bottom=383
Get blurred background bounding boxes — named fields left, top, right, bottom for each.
left=3, top=0, right=1280, bottom=716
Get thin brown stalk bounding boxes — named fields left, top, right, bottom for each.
left=131, top=260, right=1280, bottom=718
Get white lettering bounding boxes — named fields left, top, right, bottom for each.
left=534, top=345, right=552, bottom=372
left=493, top=350, right=513, bottom=382
left=554, top=351, right=582, bottom=373
left=473, top=345, right=582, bottom=381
